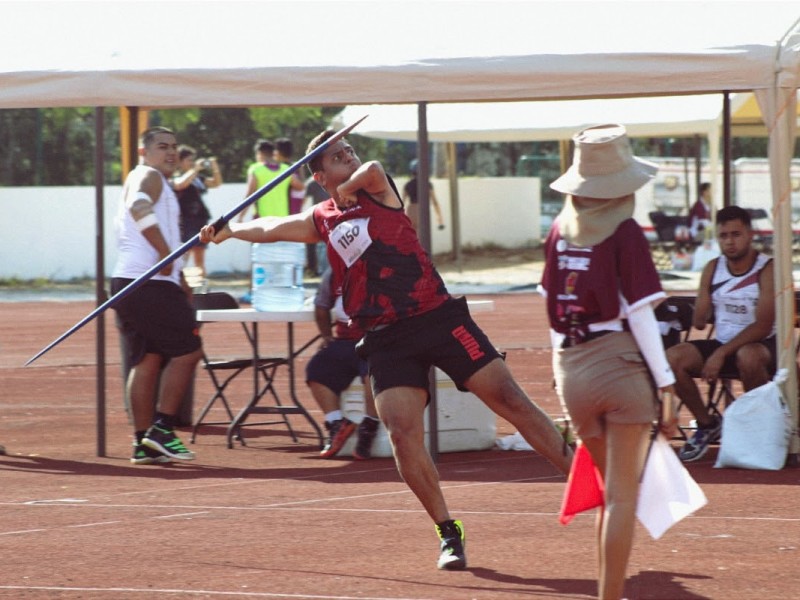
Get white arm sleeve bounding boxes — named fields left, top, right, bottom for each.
left=627, top=302, right=676, bottom=388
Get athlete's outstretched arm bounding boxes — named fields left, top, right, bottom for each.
left=200, top=208, right=321, bottom=245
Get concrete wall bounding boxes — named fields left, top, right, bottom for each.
left=0, top=177, right=541, bottom=281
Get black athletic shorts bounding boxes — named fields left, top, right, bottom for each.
left=689, top=336, right=777, bottom=377
left=111, top=278, right=202, bottom=367
left=305, top=338, right=368, bottom=394
left=355, top=297, right=501, bottom=397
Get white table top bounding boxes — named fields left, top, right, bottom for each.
left=196, top=299, right=494, bottom=323
left=465, top=299, right=495, bottom=313
left=196, top=307, right=316, bottom=323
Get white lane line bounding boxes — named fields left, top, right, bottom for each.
left=3, top=472, right=561, bottom=510
left=66, top=521, right=121, bottom=528
left=2, top=453, right=541, bottom=504
left=0, top=585, right=435, bottom=599
left=4, top=499, right=800, bottom=524
left=0, top=528, right=47, bottom=536
left=24, top=498, right=88, bottom=505
left=0, top=510, right=209, bottom=537
left=250, top=475, right=561, bottom=508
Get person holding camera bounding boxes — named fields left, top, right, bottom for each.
left=172, top=145, right=222, bottom=279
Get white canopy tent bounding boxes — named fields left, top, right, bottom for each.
left=0, top=2, right=797, bottom=108
left=1, top=0, right=798, bottom=457
left=330, top=92, right=797, bottom=261
left=332, top=94, right=729, bottom=236
left=332, top=95, right=728, bottom=278
left=333, top=96, right=729, bottom=143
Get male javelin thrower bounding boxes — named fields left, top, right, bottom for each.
left=200, top=129, right=573, bottom=571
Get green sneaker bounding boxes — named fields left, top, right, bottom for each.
left=131, top=442, right=170, bottom=465
left=435, top=519, right=466, bottom=570
left=142, top=424, right=195, bottom=461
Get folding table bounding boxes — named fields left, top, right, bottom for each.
left=195, top=307, right=324, bottom=449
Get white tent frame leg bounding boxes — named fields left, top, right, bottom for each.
left=755, top=19, right=800, bottom=462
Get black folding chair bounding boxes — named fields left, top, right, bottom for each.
left=191, top=292, right=290, bottom=445
left=655, top=294, right=695, bottom=350
left=655, top=295, right=726, bottom=439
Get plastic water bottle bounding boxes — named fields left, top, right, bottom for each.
left=251, top=242, right=306, bottom=311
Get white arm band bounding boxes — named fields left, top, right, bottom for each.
left=627, top=302, right=676, bottom=388
left=134, top=212, right=159, bottom=232
left=127, top=191, right=159, bottom=232
left=126, top=190, right=153, bottom=210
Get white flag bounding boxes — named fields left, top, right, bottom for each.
left=636, top=434, right=708, bottom=540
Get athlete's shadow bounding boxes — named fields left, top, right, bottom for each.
left=0, top=445, right=556, bottom=485
left=468, top=567, right=596, bottom=597
left=468, top=567, right=712, bottom=599
left=0, top=453, right=404, bottom=484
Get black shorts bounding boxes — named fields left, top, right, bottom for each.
left=305, top=338, right=368, bottom=394
left=689, top=337, right=777, bottom=377
left=111, top=278, right=202, bottom=367
left=356, top=297, right=501, bottom=396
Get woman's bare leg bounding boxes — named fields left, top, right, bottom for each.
left=583, top=422, right=651, bottom=600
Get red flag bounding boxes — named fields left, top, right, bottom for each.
left=559, top=443, right=605, bottom=525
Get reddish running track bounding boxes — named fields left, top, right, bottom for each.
left=0, top=293, right=798, bottom=599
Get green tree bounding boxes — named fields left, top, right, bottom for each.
left=2, top=106, right=799, bottom=187
left=0, top=109, right=37, bottom=185
left=0, top=107, right=120, bottom=186
left=41, top=108, right=96, bottom=185
left=155, top=107, right=258, bottom=181
left=154, top=106, right=353, bottom=182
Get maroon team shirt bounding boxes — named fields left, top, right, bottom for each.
left=541, top=218, right=665, bottom=339
left=312, top=191, right=449, bottom=330
left=688, top=199, right=711, bottom=223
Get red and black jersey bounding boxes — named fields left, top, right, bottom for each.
left=312, top=191, right=449, bottom=330
left=541, top=218, right=664, bottom=337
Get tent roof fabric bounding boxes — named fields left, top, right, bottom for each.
left=333, top=93, right=800, bottom=143
left=333, top=95, right=728, bottom=143
left=0, top=1, right=798, bottom=109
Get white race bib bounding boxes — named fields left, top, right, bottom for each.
left=329, top=217, right=372, bottom=267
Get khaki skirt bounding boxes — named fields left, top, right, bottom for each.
left=552, top=331, right=657, bottom=440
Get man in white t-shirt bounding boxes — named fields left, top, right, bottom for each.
left=667, top=205, right=775, bottom=462
left=112, top=126, right=203, bottom=465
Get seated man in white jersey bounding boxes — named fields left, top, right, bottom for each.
left=667, top=205, right=775, bottom=462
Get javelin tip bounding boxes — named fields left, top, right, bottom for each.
left=24, top=348, right=47, bottom=367
left=335, top=114, right=368, bottom=139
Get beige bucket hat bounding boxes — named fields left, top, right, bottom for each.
left=550, top=124, right=657, bottom=199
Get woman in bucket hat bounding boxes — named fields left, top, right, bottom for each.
left=540, top=124, right=678, bottom=599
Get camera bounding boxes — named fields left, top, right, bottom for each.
left=201, top=159, right=212, bottom=169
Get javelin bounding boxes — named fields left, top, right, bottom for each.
left=25, top=115, right=368, bottom=367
